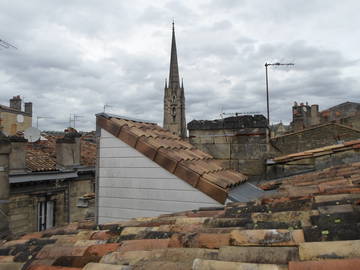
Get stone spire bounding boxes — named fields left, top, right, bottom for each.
left=168, top=21, right=180, bottom=89
left=163, top=22, right=187, bottom=138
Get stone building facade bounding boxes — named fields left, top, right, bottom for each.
left=270, top=122, right=360, bottom=156
left=267, top=139, right=360, bottom=179
left=290, top=101, right=360, bottom=132
left=188, top=115, right=268, bottom=180
left=0, top=96, right=32, bottom=135
left=163, top=23, right=186, bottom=138
left=0, top=130, right=96, bottom=237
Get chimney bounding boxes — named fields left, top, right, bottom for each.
left=310, top=104, right=320, bottom=126
left=56, top=131, right=81, bottom=168
left=9, top=95, right=22, bottom=111
left=0, top=132, right=11, bottom=238
left=8, top=136, right=27, bottom=173
left=24, top=102, right=33, bottom=116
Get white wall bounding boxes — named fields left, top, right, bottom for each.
left=98, top=129, right=220, bottom=223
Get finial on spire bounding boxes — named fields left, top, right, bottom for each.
left=165, top=78, right=167, bottom=88
left=181, top=77, right=184, bottom=88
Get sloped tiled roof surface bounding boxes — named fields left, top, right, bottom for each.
left=2, top=161, right=360, bottom=269
left=24, top=131, right=96, bottom=172
left=272, top=138, right=360, bottom=163
left=96, top=115, right=248, bottom=203
left=259, top=161, right=360, bottom=197
left=272, top=122, right=360, bottom=139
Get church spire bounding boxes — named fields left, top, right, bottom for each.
left=168, top=21, right=180, bottom=89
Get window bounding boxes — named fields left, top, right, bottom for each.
left=37, top=200, right=55, bottom=231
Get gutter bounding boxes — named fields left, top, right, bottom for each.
left=9, top=171, right=78, bottom=184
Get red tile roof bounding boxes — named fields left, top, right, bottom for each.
left=272, top=138, right=360, bottom=163
left=24, top=131, right=96, bottom=172
left=96, top=114, right=248, bottom=203
left=259, top=161, right=360, bottom=200
left=2, top=159, right=360, bottom=269
left=272, top=122, right=360, bottom=139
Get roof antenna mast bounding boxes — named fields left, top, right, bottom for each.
left=0, top=38, right=17, bottom=49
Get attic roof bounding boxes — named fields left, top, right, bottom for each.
left=2, top=160, right=360, bottom=269
left=96, top=114, right=248, bottom=204
left=321, top=101, right=360, bottom=113
left=20, top=131, right=96, bottom=173
left=271, top=138, right=360, bottom=163
left=271, top=122, right=360, bottom=139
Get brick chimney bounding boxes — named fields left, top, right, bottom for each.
left=8, top=136, right=27, bottom=173
left=56, top=131, right=81, bottom=168
left=9, top=95, right=22, bottom=111
left=0, top=132, right=11, bottom=238
left=24, top=102, right=33, bottom=116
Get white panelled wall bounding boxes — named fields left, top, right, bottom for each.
left=98, top=129, right=220, bottom=223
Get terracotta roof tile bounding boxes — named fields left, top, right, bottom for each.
left=24, top=131, right=96, bottom=172
left=4, top=153, right=360, bottom=269
left=289, top=259, right=360, bottom=270
left=272, top=138, right=360, bottom=163
left=96, top=115, right=247, bottom=203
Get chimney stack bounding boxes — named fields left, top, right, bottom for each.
left=24, top=102, right=33, bottom=116
left=56, top=131, right=81, bottom=168
left=9, top=95, right=22, bottom=111
left=310, top=104, right=320, bottom=126
left=8, top=136, right=27, bottom=173
left=0, top=132, right=11, bottom=238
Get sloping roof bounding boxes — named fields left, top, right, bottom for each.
left=2, top=161, right=360, bottom=269
left=26, top=147, right=57, bottom=172
left=272, top=138, right=360, bottom=163
left=96, top=114, right=247, bottom=204
left=321, top=101, right=360, bottom=113
left=272, top=122, right=360, bottom=140
left=23, top=131, right=96, bottom=172
left=259, top=160, right=360, bottom=196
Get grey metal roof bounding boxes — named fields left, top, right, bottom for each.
left=228, top=182, right=275, bottom=202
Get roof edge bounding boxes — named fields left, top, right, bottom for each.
left=96, top=112, right=156, bottom=124
left=97, top=116, right=228, bottom=204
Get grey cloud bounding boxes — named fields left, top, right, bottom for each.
left=0, top=1, right=359, bottom=131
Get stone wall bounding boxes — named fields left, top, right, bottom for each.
left=270, top=123, right=360, bottom=156
left=69, top=178, right=95, bottom=223
left=8, top=177, right=94, bottom=236
left=339, top=113, right=360, bottom=130
left=188, top=115, right=268, bottom=179
left=8, top=191, right=67, bottom=235
left=0, top=111, right=32, bottom=136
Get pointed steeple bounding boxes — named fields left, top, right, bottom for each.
left=168, top=21, right=180, bottom=89
left=163, top=21, right=186, bottom=139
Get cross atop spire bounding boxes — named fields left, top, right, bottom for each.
left=168, top=21, right=180, bottom=89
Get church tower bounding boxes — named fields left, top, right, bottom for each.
left=163, top=22, right=187, bottom=138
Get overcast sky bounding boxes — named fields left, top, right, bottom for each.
left=0, top=0, right=359, bottom=131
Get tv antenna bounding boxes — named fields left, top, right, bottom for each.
left=220, top=111, right=260, bottom=118
left=103, top=104, right=112, bottom=113
left=69, top=114, right=83, bottom=129
left=0, top=38, right=17, bottom=49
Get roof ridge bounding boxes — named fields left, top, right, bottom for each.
left=97, top=115, right=248, bottom=203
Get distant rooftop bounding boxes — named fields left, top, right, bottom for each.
left=188, top=115, right=267, bottom=130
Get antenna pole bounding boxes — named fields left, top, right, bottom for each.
left=264, top=62, right=294, bottom=127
